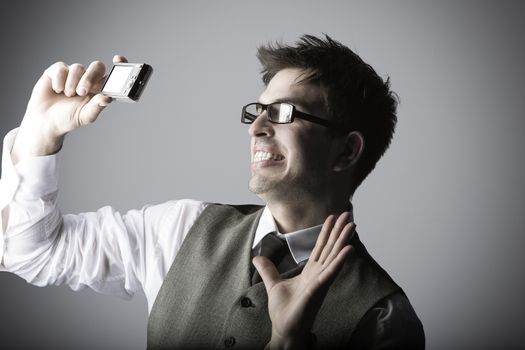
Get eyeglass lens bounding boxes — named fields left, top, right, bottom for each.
left=244, top=103, right=293, bottom=124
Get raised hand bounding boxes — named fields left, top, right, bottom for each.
left=252, top=212, right=355, bottom=349
left=12, top=55, right=128, bottom=164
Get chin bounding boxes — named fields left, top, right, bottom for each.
left=249, top=175, right=277, bottom=195
left=248, top=179, right=266, bottom=195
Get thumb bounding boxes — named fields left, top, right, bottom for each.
left=77, top=93, right=113, bottom=126
left=252, top=256, right=281, bottom=293
left=113, top=54, right=128, bottom=64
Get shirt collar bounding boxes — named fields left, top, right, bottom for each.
left=252, top=205, right=354, bottom=264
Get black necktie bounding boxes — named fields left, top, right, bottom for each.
left=251, top=232, right=298, bottom=285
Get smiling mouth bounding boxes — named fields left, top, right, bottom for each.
left=252, top=151, right=285, bottom=162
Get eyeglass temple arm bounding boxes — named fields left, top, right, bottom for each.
left=293, top=110, right=340, bottom=128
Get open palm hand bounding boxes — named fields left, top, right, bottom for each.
left=252, top=212, right=355, bottom=349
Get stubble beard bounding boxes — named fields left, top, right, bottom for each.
left=249, top=173, right=277, bottom=196
left=249, top=170, right=323, bottom=204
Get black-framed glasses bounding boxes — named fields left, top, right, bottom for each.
left=241, top=102, right=340, bottom=128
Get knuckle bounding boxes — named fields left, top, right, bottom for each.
left=57, top=67, right=68, bottom=77
left=92, top=60, right=104, bottom=67
left=53, top=61, right=68, bottom=70
left=69, top=63, right=85, bottom=72
left=90, top=60, right=106, bottom=71
left=47, top=61, right=68, bottom=76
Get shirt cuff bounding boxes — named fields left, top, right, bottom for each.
left=0, top=128, right=21, bottom=211
left=0, top=128, right=59, bottom=201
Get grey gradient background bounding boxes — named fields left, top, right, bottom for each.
left=1, top=1, right=524, bottom=349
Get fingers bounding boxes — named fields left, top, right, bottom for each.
left=318, top=245, right=353, bottom=285
left=64, top=63, right=86, bottom=97
left=44, top=60, right=108, bottom=97
left=77, top=93, right=113, bottom=126
left=113, top=54, right=128, bottom=64
left=252, top=256, right=281, bottom=294
left=309, top=215, right=336, bottom=262
left=317, top=212, right=351, bottom=263
left=77, top=60, right=107, bottom=95
left=44, top=61, right=69, bottom=94
left=323, top=222, right=355, bottom=266
left=43, top=56, right=129, bottom=98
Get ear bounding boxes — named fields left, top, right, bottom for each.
left=333, top=131, right=364, bottom=172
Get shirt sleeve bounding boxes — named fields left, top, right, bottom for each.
left=0, top=128, right=207, bottom=302
left=347, top=292, right=425, bottom=349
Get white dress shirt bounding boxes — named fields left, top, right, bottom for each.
left=0, top=129, right=334, bottom=313
left=0, top=128, right=424, bottom=347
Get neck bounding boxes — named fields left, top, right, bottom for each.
left=263, top=193, right=351, bottom=233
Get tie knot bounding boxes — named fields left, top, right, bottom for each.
left=259, top=232, right=288, bottom=263
left=251, top=232, right=298, bottom=285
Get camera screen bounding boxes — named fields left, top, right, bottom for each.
left=103, top=66, right=134, bottom=93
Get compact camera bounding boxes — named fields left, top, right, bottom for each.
left=101, top=63, right=153, bottom=102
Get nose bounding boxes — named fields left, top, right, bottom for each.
left=248, top=112, right=275, bottom=138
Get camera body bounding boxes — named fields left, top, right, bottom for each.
left=101, top=63, right=153, bottom=102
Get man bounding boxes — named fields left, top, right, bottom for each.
left=0, top=35, right=424, bottom=348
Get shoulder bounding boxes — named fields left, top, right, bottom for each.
left=145, top=199, right=209, bottom=219
left=349, top=292, right=425, bottom=349
left=144, top=200, right=263, bottom=235
left=199, top=202, right=264, bottom=218
left=142, top=199, right=209, bottom=239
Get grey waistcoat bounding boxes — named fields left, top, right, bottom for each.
left=148, top=204, right=401, bottom=349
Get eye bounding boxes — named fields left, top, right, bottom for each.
left=267, top=104, right=280, bottom=117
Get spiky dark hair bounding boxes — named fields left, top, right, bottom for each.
left=257, top=34, right=398, bottom=191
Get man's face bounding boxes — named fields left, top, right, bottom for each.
left=248, top=68, right=338, bottom=202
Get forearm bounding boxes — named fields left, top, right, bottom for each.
left=0, top=130, right=146, bottom=300
left=1, top=128, right=61, bottom=274
left=2, top=185, right=137, bottom=297
left=1, top=129, right=113, bottom=292
left=3, top=194, right=61, bottom=277
left=4, top=201, right=137, bottom=298
left=0, top=127, right=59, bottom=244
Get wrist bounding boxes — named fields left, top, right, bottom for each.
left=12, top=120, right=65, bottom=164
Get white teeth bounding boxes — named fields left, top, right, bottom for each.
left=253, top=151, right=284, bottom=162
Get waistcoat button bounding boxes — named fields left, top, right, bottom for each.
left=240, top=297, right=252, bottom=307
left=224, top=336, right=236, bottom=347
